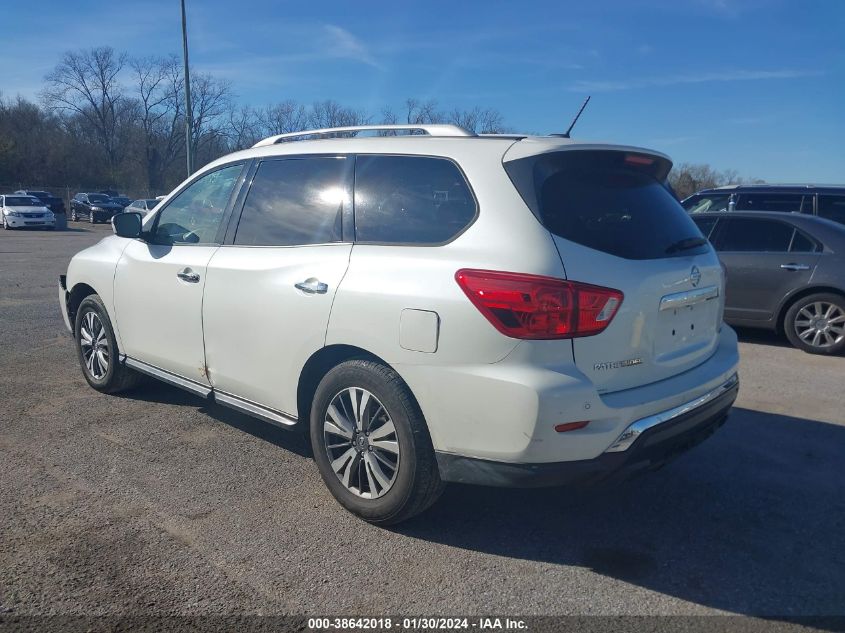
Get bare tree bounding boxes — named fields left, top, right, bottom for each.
left=447, top=106, right=505, bottom=133
left=668, top=163, right=758, bottom=199
left=42, top=47, right=130, bottom=179
left=188, top=72, right=232, bottom=165
left=226, top=104, right=262, bottom=150
left=260, top=99, right=309, bottom=135
left=128, top=56, right=178, bottom=190
left=309, top=100, right=369, bottom=132
left=404, top=98, right=441, bottom=124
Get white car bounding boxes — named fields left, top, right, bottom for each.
left=2, top=194, right=56, bottom=230
left=59, top=124, right=739, bottom=524
left=125, top=198, right=161, bottom=216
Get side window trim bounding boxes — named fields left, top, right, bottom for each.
left=223, top=154, right=353, bottom=247
left=788, top=227, right=821, bottom=253
left=149, top=161, right=246, bottom=246
left=351, top=152, right=479, bottom=246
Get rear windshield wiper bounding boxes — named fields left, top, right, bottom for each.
left=665, top=236, right=708, bottom=254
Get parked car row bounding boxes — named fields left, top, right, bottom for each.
left=682, top=184, right=845, bottom=226
left=69, top=191, right=162, bottom=223
left=683, top=184, right=845, bottom=355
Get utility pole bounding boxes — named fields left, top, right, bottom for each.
left=180, top=0, right=194, bottom=175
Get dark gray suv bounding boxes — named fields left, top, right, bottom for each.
left=693, top=211, right=845, bottom=354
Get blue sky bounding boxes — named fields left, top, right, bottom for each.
left=3, top=0, right=843, bottom=182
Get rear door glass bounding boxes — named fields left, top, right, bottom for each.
left=712, top=218, right=793, bottom=252
left=692, top=216, right=719, bottom=239
left=735, top=193, right=804, bottom=213
left=818, top=195, right=845, bottom=225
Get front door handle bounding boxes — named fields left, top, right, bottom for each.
left=295, top=278, right=328, bottom=294
left=780, top=263, right=810, bottom=271
left=177, top=268, right=201, bottom=283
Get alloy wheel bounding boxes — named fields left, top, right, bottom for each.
left=793, top=301, right=845, bottom=349
left=323, top=387, right=400, bottom=499
left=79, top=311, right=109, bottom=379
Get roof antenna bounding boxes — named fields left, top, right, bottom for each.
left=553, top=96, right=591, bottom=138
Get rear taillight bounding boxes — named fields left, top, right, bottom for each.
left=455, top=269, right=623, bottom=340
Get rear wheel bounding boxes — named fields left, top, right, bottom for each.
left=310, top=359, right=444, bottom=525
left=74, top=294, right=142, bottom=392
left=784, top=292, right=845, bottom=355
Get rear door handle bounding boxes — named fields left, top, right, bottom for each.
left=295, top=278, right=328, bottom=294
left=177, top=268, right=201, bottom=283
left=780, top=263, right=810, bottom=271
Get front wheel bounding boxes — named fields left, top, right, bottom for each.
left=74, top=294, right=142, bottom=392
left=310, top=360, right=444, bottom=525
left=71, top=210, right=77, bottom=221
left=2, top=215, right=9, bottom=230
left=784, top=292, right=845, bottom=355
left=89, top=213, right=95, bottom=224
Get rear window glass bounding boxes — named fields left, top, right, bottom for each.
left=354, top=155, right=476, bottom=244
left=506, top=151, right=709, bottom=260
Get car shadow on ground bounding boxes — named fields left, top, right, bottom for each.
left=396, top=407, right=845, bottom=619
left=116, top=381, right=845, bottom=618
left=734, top=326, right=793, bottom=349
left=119, top=380, right=312, bottom=457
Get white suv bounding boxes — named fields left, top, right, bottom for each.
left=59, top=124, right=739, bottom=524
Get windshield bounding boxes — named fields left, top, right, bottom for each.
left=4, top=196, right=40, bottom=206
left=88, top=194, right=110, bottom=203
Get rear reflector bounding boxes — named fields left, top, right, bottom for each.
left=555, top=421, right=590, bottom=433
left=455, top=269, right=623, bottom=339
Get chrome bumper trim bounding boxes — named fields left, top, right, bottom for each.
left=604, top=372, right=739, bottom=453
left=659, top=285, right=719, bottom=311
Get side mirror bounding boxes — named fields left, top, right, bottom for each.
left=112, top=212, right=143, bottom=239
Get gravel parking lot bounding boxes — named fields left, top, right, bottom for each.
left=1, top=225, right=843, bottom=622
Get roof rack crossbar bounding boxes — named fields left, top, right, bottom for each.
left=252, top=124, right=475, bottom=147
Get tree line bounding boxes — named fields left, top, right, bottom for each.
left=0, top=45, right=754, bottom=199
left=0, top=46, right=507, bottom=196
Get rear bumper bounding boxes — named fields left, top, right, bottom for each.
left=436, top=372, right=738, bottom=487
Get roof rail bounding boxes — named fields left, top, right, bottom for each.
left=252, top=124, right=475, bottom=147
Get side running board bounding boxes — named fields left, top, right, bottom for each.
left=121, top=356, right=298, bottom=428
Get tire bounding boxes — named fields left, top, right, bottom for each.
left=74, top=294, right=142, bottom=393
left=89, top=213, right=95, bottom=224
left=783, top=292, right=845, bottom=355
left=71, top=210, right=77, bottom=222
left=310, top=359, right=444, bottom=525
left=2, top=216, right=9, bottom=230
